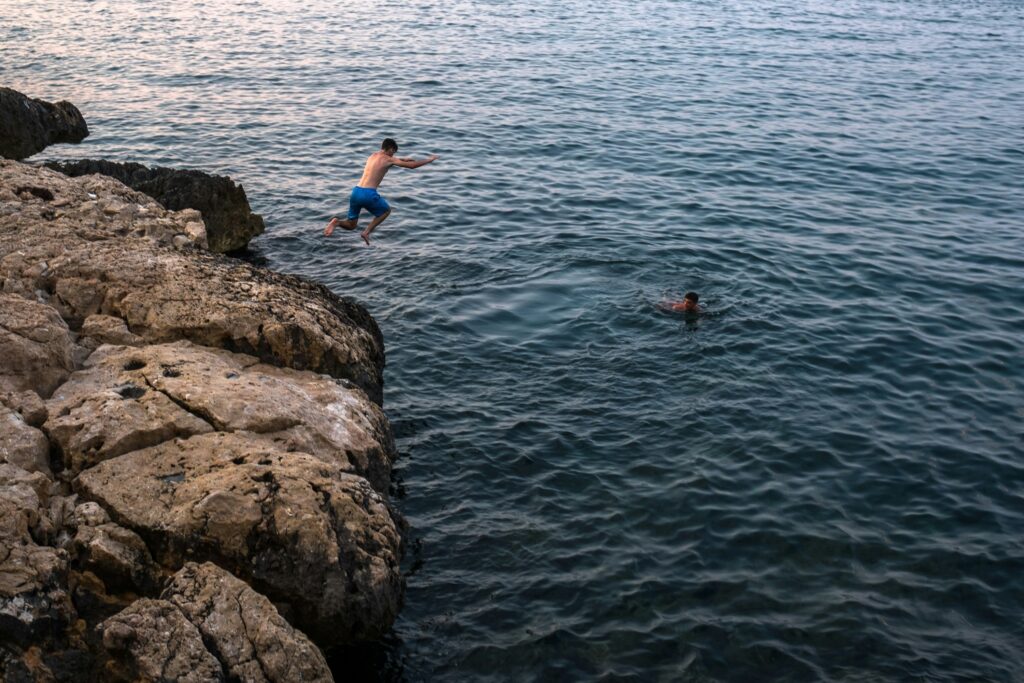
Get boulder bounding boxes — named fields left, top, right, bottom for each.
left=47, top=159, right=265, bottom=253
left=0, top=403, right=51, bottom=475
left=97, top=599, right=224, bottom=682
left=163, top=562, right=333, bottom=682
left=0, top=88, right=88, bottom=160
left=75, top=432, right=404, bottom=645
left=0, top=292, right=75, bottom=398
left=70, top=505, right=159, bottom=596
left=1, top=389, right=48, bottom=427
left=47, top=341, right=393, bottom=489
left=1, top=160, right=385, bottom=403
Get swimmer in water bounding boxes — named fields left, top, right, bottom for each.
left=323, top=138, right=439, bottom=244
left=662, top=291, right=701, bottom=314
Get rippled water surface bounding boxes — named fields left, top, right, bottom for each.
left=4, top=0, right=1024, bottom=679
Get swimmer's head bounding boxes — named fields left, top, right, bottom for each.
left=684, top=292, right=699, bottom=304
left=381, top=138, right=398, bottom=154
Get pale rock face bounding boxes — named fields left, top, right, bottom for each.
left=45, top=340, right=393, bottom=489
left=75, top=432, right=404, bottom=645
left=0, top=158, right=402, bottom=672
left=79, top=314, right=145, bottom=349
left=163, top=562, right=333, bottom=683
left=0, top=402, right=51, bottom=475
left=97, top=599, right=225, bottom=682
left=0, top=292, right=76, bottom=398
left=0, top=160, right=385, bottom=402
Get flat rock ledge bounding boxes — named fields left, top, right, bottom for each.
left=46, top=159, right=266, bottom=254
left=0, top=159, right=401, bottom=681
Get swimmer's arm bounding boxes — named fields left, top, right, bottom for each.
left=392, top=154, right=440, bottom=169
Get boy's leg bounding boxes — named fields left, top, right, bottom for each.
left=360, top=209, right=391, bottom=245
left=323, top=215, right=358, bottom=236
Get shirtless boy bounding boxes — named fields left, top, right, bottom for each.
left=323, top=138, right=439, bottom=244
left=662, top=292, right=701, bottom=314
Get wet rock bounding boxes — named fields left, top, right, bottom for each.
left=163, top=562, right=333, bottom=682
left=76, top=432, right=404, bottom=645
left=1, top=160, right=384, bottom=402
left=0, top=87, right=88, bottom=160
left=0, top=402, right=51, bottom=475
left=97, top=599, right=224, bottom=682
left=47, top=159, right=266, bottom=253
left=0, top=292, right=75, bottom=398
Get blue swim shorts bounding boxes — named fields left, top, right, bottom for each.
left=347, top=186, right=390, bottom=220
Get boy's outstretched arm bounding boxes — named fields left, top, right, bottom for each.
left=392, top=154, right=440, bottom=169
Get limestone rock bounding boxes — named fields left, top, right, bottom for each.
left=45, top=350, right=215, bottom=474
left=164, top=562, right=333, bottom=682
left=0, top=160, right=208, bottom=251
left=1, top=160, right=384, bottom=402
left=1, top=389, right=48, bottom=427
left=71, top=519, right=159, bottom=596
left=0, top=465, right=75, bottom=653
left=47, top=159, right=265, bottom=253
left=48, top=341, right=393, bottom=489
left=0, top=402, right=51, bottom=475
left=79, top=314, right=144, bottom=349
left=0, top=292, right=75, bottom=398
left=0, top=88, right=88, bottom=160
left=76, top=432, right=404, bottom=645
left=97, top=599, right=224, bottom=682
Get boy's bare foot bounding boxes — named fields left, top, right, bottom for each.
left=324, top=217, right=339, bottom=236
left=360, top=231, right=371, bottom=246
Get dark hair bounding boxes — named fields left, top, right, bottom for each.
left=381, top=138, right=398, bottom=153
left=684, top=292, right=699, bottom=303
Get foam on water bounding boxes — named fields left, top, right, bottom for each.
left=4, top=0, right=1024, bottom=680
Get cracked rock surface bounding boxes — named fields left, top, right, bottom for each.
left=163, top=562, right=332, bottom=682
left=0, top=156, right=402, bottom=679
left=97, top=598, right=224, bottom=682
left=76, top=432, right=403, bottom=645
left=47, top=341, right=394, bottom=489
left=0, top=292, right=76, bottom=398
left=1, top=160, right=384, bottom=402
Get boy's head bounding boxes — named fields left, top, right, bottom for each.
left=684, top=292, right=699, bottom=304
left=381, top=138, right=398, bottom=154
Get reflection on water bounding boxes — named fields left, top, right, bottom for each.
left=4, top=0, right=1024, bottom=680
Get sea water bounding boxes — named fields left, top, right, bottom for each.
left=3, top=0, right=1023, bottom=679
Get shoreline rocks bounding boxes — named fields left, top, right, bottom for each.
left=0, top=88, right=88, bottom=161
left=46, top=160, right=266, bottom=253
left=0, top=146, right=401, bottom=679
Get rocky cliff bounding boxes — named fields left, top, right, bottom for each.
left=0, top=159, right=402, bottom=682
